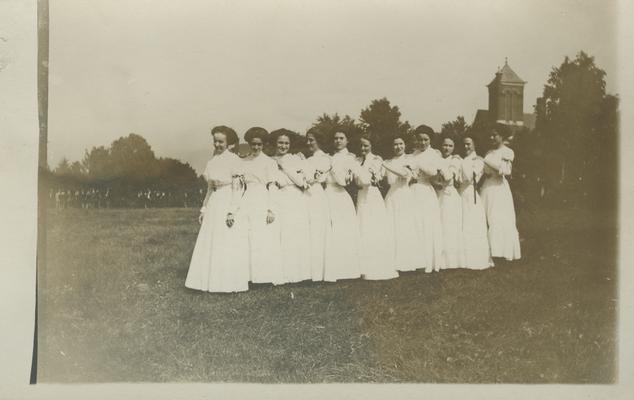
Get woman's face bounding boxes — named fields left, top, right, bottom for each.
left=213, top=133, right=228, bottom=153
left=333, top=131, right=348, bottom=151
left=249, top=137, right=263, bottom=156
left=276, top=135, right=290, bottom=156
left=441, top=138, right=455, bottom=157
left=393, top=138, right=405, bottom=156
left=360, top=138, right=372, bottom=156
left=306, top=134, right=320, bottom=153
left=414, top=133, right=431, bottom=151
left=463, top=137, right=475, bottom=155
left=490, top=130, right=504, bottom=147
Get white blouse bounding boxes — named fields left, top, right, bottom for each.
left=383, top=154, right=413, bottom=185
left=411, top=147, right=441, bottom=184
left=201, top=150, right=244, bottom=213
left=274, top=153, right=308, bottom=189
left=484, top=145, right=514, bottom=177
left=327, top=148, right=358, bottom=187
left=304, top=149, right=332, bottom=186
left=459, top=151, right=485, bottom=189
left=355, top=153, right=385, bottom=187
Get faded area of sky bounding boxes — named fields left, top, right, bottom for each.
left=47, top=0, right=617, bottom=173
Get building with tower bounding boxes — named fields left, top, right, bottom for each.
left=472, top=60, right=535, bottom=132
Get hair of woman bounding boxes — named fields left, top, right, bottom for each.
left=306, top=127, right=329, bottom=149
left=269, top=128, right=297, bottom=147
left=244, top=126, right=269, bottom=143
left=211, top=125, right=239, bottom=146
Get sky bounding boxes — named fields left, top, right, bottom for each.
left=47, top=0, right=618, bottom=173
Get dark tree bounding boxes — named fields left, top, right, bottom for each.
left=359, top=98, right=412, bottom=158
left=534, top=51, right=618, bottom=207
left=311, top=113, right=363, bottom=155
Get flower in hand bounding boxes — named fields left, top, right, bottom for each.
left=266, top=209, right=275, bottom=224
left=226, top=212, right=235, bottom=228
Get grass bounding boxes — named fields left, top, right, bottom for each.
left=37, top=206, right=617, bottom=383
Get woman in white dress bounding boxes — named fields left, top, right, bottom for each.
left=323, top=131, right=361, bottom=281
left=185, top=126, right=250, bottom=293
left=435, top=135, right=465, bottom=269
left=382, top=134, right=421, bottom=272
left=481, top=125, right=521, bottom=261
left=410, top=125, right=444, bottom=272
left=458, top=136, right=493, bottom=269
left=355, top=134, right=399, bottom=280
left=241, top=127, right=285, bottom=285
left=303, top=128, right=331, bottom=281
left=270, top=129, right=313, bottom=282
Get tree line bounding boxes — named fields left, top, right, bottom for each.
left=43, top=51, right=617, bottom=210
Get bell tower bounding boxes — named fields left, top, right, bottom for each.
left=487, top=59, right=526, bottom=126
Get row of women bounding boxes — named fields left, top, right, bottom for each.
left=185, top=124, right=521, bottom=293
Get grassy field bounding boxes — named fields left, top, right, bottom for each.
left=37, top=205, right=617, bottom=383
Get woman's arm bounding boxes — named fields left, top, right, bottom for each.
left=382, top=159, right=412, bottom=180
left=278, top=156, right=308, bottom=189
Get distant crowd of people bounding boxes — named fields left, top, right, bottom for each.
left=48, top=188, right=206, bottom=209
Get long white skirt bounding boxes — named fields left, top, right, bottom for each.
left=276, top=185, right=312, bottom=283
left=242, top=183, right=285, bottom=284
left=481, top=176, right=521, bottom=260
left=306, top=183, right=329, bottom=281
left=185, top=185, right=250, bottom=293
left=460, top=184, right=493, bottom=269
left=437, top=185, right=465, bottom=269
left=411, top=181, right=444, bottom=272
left=324, top=185, right=361, bottom=281
left=385, top=181, right=421, bottom=271
left=357, top=186, right=399, bottom=280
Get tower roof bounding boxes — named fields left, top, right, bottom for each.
left=488, top=59, right=525, bottom=86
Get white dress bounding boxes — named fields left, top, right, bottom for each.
left=481, top=145, right=521, bottom=260
left=241, top=152, right=285, bottom=284
left=272, top=153, right=313, bottom=282
left=356, top=154, right=399, bottom=280
left=303, top=150, right=331, bottom=281
left=410, top=148, right=445, bottom=272
left=323, top=148, right=361, bottom=281
left=185, top=150, right=250, bottom=293
left=458, top=152, right=493, bottom=269
left=383, top=154, right=421, bottom=271
left=436, top=154, right=466, bottom=269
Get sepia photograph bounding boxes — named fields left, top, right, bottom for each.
left=27, top=0, right=622, bottom=387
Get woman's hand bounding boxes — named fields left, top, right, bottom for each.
left=266, top=209, right=275, bottom=224
left=226, top=212, right=235, bottom=228
left=345, top=169, right=353, bottom=185
left=198, top=212, right=204, bottom=224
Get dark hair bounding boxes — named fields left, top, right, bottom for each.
left=491, top=123, right=511, bottom=139
left=414, top=124, right=435, bottom=137
left=306, top=127, right=328, bottom=150
left=392, top=132, right=409, bottom=143
left=333, top=130, right=350, bottom=140
left=270, top=128, right=297, bottom=147
left=211, top=125, right=239, bottom=145
left=439, top=133, right=457, bottom=145
left=244, top=126, right=268, bottom=143
left=359, top=133, right=372, bottom=145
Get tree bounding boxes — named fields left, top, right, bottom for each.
left=82, top=146, right=112, bottom=181
left=54, top=157, right=72, bottom=175
left=534, top=51, right=618, bottom=207
left=109, top=133, right=160, bottom=182
left=311, top=113, right=363, bottom=154
left=358, top=98, right=412, bottom=158
left=441, top=116, right=469, bottom=139
left=156, top=157, right=199, bottom=191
